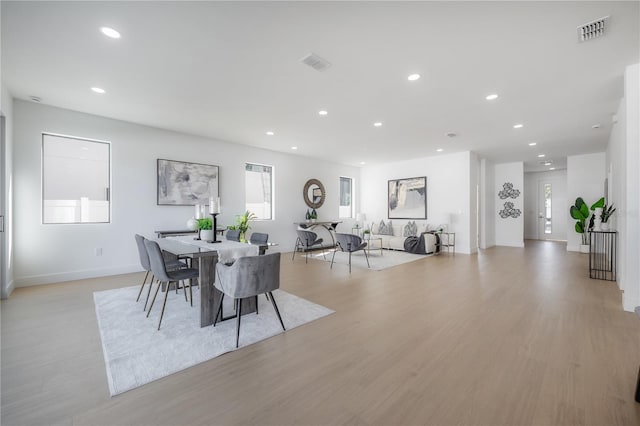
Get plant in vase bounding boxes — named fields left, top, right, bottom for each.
left=197, top=217, right=213, bottom=241
left=310, top=209, right=318, bottom=222
left=362, top=229, right=371, bottom=240
left=600, top=203, right=616, bottom=230
left=227, top=210, right=257, bottom=241
left=569, top=197, right=604, bottom=252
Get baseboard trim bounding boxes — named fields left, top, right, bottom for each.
left=495, top=242, right=525, bottom=248
left=2, top=279, right=15, bottom=299
left=15, top=264, right=142, bottom=287
left=623, top=293, right=640, bottom=313
left=566, top=245, right=580, bottom=252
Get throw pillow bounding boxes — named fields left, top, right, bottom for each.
left=403, top=221, right=417, bottom=237
left=378, top=220, right=394, bottom=235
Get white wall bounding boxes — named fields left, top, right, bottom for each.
left=479, top=158, right=495, bottom=249
left=523, top=170, right=567, bottom=240
left=360, top=151, right=474, bottom=254
left=12, top=100, right=360, bottom=286
left=469, top=152, right=479, bottom=253
left=494, top=162, right=524, bottom=247
left=566, top=152, right=606, bottom=252
left=1, top=83, right=14, bottom=298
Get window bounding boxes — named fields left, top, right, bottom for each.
left=42, top=133, right=110, bottom=224
left=544, top=183, right=552, bottom=234
left=245, top=163, right=273, bottom=220
left=339, top=176, right=353, bottom=218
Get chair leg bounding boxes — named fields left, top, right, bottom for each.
left=330, top=247, right=337, bottom=269
left=364, top=248, right=370, bottom=268
left=147, top=280, right=162, bottom=317
left=182, top=280, right=188, bottom=302
left=255, top=295, right=259, bottom=315
left=136, top=270, right=150, bottom=302
left=158, top=281, right=172, bottom=330
left=189, top=279, right=193, bottom=307
left=143, top=275, right=155, bottom=311
left=269, top=292, right=286, bottom=331
left=235, top=298, right=243, bottom=348
left=214, top=293, right=224, bottom=326
left=348, top=251, right=352, bottom=273
left=291, top=238, right=300, bottom=260
left=305, top=244, right=309, bottom=263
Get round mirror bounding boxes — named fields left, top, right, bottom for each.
left=303, top=179, right=326, bottom=209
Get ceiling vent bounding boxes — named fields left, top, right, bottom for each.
left=300, top=53, right=332, bottom=72
left=577, top=16, right=609, bottom=42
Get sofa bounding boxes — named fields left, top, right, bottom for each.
left=368, top=221, right=438, bottom=254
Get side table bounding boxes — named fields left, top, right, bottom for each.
left=436, top=232, right=456, bottom=255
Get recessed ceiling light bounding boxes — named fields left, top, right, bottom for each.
left=592, top=124, right=601, bottom=129
left=543, top=161, right=552, bottom=166
left=513, top=123, right=524, bottom=129
left=360, top=161, right=366, bottom=165
left=29, top=96, right=41, bottom=103
left=538, top=154, right=545, bottom=158
left=528, top=142, right=537, bottom=146
left=318, top=110, right=328, bottom=116
left=291, top=146, right=298, bottom=150
left=407, top=74, right=421, bottom=81
left=445, top=132, right=457, bottom=138
left=550, top=167, right=556, bottom=170
left=91, top=87, right=106, bottom=94
left=436, top=148, right=444, bottom=152
left=100, top=27, right=121, bottom=39
left=265, top=131, right=274, bottom=136
left=485, top=94, right=499, bottom=100
left=373, top=122, right=383, bottom=127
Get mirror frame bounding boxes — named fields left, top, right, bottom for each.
left=303, top=178, right=326, bottom=209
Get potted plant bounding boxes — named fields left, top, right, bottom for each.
left=569, top=197, right=604, bottom=252
left=600, top=203, right=616, bottom=231
left=227, top=210, right=257, bottom=241
left=310, top=209, right=318, bottom=223
left=362, top=229, right=371, bottom=240
left=197, top=217, right=213, bottom=241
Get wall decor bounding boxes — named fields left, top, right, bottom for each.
left=499, top=201, right=521, bottom=219
left=388, top=176, right=427, bottom=219
left=303, top=179, right=326, bottom=209
left=498, top=182, right=520, bottom=199
left=157, top=159, right=219, bottom=205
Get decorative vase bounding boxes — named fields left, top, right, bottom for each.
left=187, top=218, right=198, bottom=231
left=601, top=222, right=609, bottom=231
left=580, top=244, right=590, bottom=253
left=593, top=208, right=603, bottom=231
left=200, top=230, right=214, bottom=242
left=305, top=209, right=311, bottom=221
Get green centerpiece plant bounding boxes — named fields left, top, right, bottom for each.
left=569, top=197, right=605, bottom=249
left=227, top=210, right=257, bottom=241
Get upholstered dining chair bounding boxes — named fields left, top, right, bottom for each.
left=226, top=229, right=241, bottom=241
left=292, top=230, right=325, bottom=263
left=213, top=252, right=285, bottom=348
left=331, top=233, right=370, bottom=273
left=134, top=234, right=186, bottom=311
left=249, top=232, right=269, bottom=245
left=144, top=239, right=200, bottom=330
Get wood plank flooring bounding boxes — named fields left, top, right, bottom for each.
left=2, top=240, right=639, bottom=425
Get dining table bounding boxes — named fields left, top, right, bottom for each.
left=156, top=236, right=268, bottom=327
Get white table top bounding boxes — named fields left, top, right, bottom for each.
left=167, top=235, right=260, bottom=264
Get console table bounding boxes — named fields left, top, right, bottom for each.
left=589, top=231, right=616, bottom=281
left=155, top=229, right=225, bottom=238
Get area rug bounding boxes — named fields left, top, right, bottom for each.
left=312, top=248, right=430, bottom=271
left=94, top=285, right=334, bottom=396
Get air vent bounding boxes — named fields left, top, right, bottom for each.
left=577, top=16, right=609, bottom=42
left=300, top=53, right=332, bottom=72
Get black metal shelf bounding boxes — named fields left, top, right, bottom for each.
left=588, top=231, right=617, bottom=281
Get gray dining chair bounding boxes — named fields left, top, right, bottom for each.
left=144, top=239, right=200, bottom=330
left=292, top=230, right=325, bottom=263
left=226, top=229, right=241, bottom=241
left=249, top=232, right=269, bottom=245
left=214, top=252, right=285, bottom=348
left=134, top=234, right=186, bottom=311
left=331, top=233, right=369, bottom=273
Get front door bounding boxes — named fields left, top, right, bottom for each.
left=537, top=178, right=566, bottom=241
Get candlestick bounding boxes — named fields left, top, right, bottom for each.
left=209, top=213, right=222, bottom=243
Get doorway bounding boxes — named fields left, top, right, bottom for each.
left=536, top=177, right=567, bottom=241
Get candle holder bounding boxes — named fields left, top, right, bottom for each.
left=209, top=213, right=222, bottom=243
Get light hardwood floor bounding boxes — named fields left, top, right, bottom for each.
left=2, top=240, right=639, bottom=425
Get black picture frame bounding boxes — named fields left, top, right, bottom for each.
left=388, top=176, right=427, bottom=219
left=157, top=159, right=219, bottom=206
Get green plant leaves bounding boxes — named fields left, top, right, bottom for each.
left=575, top=222, right=584, bottom=233
left=590, top=197, right=605, bottom=210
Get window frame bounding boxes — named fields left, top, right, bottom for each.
left=244, top=162, right=274, bottom=221
left=41, top=132, right=112, bottom=225
left=339, top=176, right=354, bottom=219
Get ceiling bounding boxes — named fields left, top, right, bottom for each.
left=2, top=1, right=639, bottom=172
